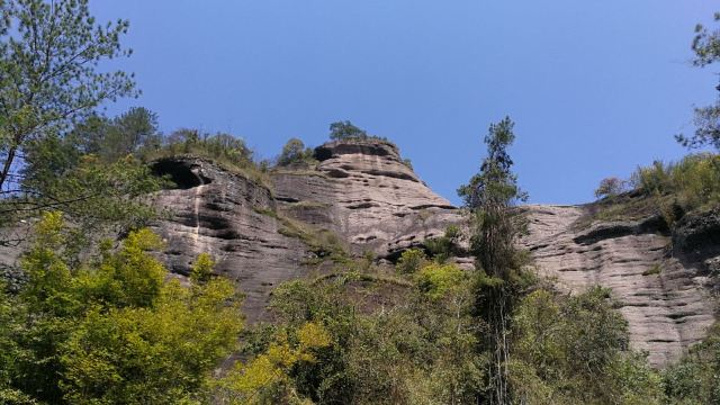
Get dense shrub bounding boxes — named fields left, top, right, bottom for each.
left=329, top=121, right=368, bottom=140
left=277, top=138, right=316, bottom=167
left=630, top=154, right=720, bottom=210
left=663, top=323, right=720, bottom=404
left=425, top=225, right=462, bottom=263
left=0, top=213, right=244, bottom=403
left=395, top=248, right=427, bottom=274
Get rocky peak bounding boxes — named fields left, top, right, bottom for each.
left=273, top=139, right=462, bottom=258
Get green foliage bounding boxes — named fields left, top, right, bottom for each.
left=0, top=0, right=137, bottom=191
left=160, top=129, right=254, bottom=164
left=61, top=278, right=242, bottom=404
left=144, top=129, right=270, bottom=186
left=425, top=224, right=462, bottom=263
left=510, top=287, right=664, bottom=404
left=630, top=154, right=720, bottom=211
left=676, top=12, right=720, bottom=150
left=329, top=121, right=368, bottom=140
left=6, top=152, right=164, bottom=234
left=459, top=117, right=528, bottom=404
left=192, top=252, right=215, bottom=284
left=595, top=177, right=627, bottom=199
left=395, top=248, right=427, bottom=274
left=76, top=108, right=162, bottom=163
left=277, top=138, right=315, bottom=167
left=663, top=323, right=720, bottom=404
left=217, top=321, right=332, bottom=404
left=220, top=260, right=481, bottom=404
left=0, top=213, right=243, bottom=403
left=415, top=263, right=468, bottom=301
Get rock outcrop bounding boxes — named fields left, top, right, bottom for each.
left=1, top=139, right=717, bottom=368
left=519, top=204, right=717, bottom=366
left=149, top=142, right=464, bottom=321
left=272, top=140, right=463, bottom=259
left=150, top=157, right=311, bottom=321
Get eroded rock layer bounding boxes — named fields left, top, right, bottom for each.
left=150, top=157, right=310, bottom=321
left=520, top=205, right=717, bottom=366
left=271, top=140, right=463, bottom=259
left=1, top=140, right=717, bottom=367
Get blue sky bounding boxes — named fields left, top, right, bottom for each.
left=93, top=1, right=718, bottom=205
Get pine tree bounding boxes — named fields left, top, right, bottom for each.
left=458, top=117, right=527, bottom=404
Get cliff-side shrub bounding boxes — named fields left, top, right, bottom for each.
left=630, top=154, right=720, bottom=212
left=396, top=249, right=427, bottom=274
left=2, top=214, right=244, bottom=404
left=277, top=138, right=316, bottom=167
left=594, top=177, right=627, bottom=199
left=425, top=225, right=462, bottom=263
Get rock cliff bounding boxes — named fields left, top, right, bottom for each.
left=272, top=140, right=462, bottom=259
left=149, top=141, right=464, bottom=321
left=0, top=139, right=717, bottom=367
left=519, top=205, right=718, bottom=366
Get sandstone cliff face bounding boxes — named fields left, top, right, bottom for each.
left=149, top=142, right=464, bottom=321
left=1, top=140, right=717, bottom=368
left=272, top=140, right=463, bottom=259
left=520, top=205, right=718, bottom=366
left=150, top=157, right=311, bottom=321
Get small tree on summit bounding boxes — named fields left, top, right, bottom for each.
left=594, top=177, right=626, bottom=199
left=329, top=121, right=368, bottom=140
left=277, top=138, right=312, bottom=166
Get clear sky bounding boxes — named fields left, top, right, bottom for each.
left=92, top=1, right=718, bottom=205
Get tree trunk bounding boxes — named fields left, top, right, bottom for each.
left=0, top=145, right=17, bottom=192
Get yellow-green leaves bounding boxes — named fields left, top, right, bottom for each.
left=395, top=248, right=426, bottom=274
left=415, top=263, right=467, bottom=301
left=7, top=214, right=244, bottom=404
left=191, top=252, right=215, bottom=284
left=219, top=322, right=332, bottom=404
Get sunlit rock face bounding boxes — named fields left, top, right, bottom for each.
left=149, top=141, right=465, bottom=321
left=1, top=139, right=717, bottom=367
left=271, top=140, right=464, bottom=260
left=150, top=157, right=310, bottom=322
left=519, top=204, right=718, bottom=367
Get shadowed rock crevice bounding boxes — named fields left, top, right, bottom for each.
left=151, top=158, right=213, bottom=189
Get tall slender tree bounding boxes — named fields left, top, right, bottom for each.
left=458, top=117, right=527, bottom=405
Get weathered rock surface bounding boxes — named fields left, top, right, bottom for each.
left=271, top=140, right=464, bottom=259
left=1, top=139, right=718, bottom=368
left=148, top=142, right=465, bottom=321
left=150, top=157, right=310, bottom=321
left=519, top=204, right=717, bottom=366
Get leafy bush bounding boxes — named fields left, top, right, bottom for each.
left=0, top=213, right=243, bottom=403
left=415, top=263, right=468, bottom=301
left=425, top=225, right=462, bottom=263
left=595, top=177, right=627, bottom=199
left=395, top=248, right=427, bottom=274
left=277, top=138, right=316, bottom=167
left=630, top=154, right=720, bottom=211
left=511, top=287, right=664, bottom=404
left=329, top=120, right=368, bottom=140
left=663, top=323, right=720, bottom=404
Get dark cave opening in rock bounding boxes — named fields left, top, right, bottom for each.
left=151, top=159, right=212, bottom=189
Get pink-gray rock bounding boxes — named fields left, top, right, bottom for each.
left=519, top=204, right=717, bottom=367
